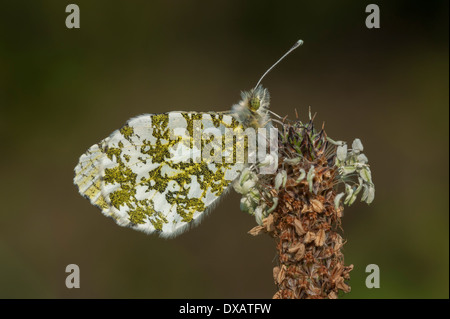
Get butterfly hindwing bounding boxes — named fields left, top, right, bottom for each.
left=74, top=112, right=246, bottom=237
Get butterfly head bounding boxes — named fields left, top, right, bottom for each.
left=232, top=85, right=271, bottom=129
left=231, top=40, right=304, bottom=129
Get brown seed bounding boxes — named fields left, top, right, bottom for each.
left=277, top=265, right=287, bottom=284
left=248, top=225, right=265, bottom=236
left=287, top=242, right=304, bottom=253
left=342, top=264, right=354, bottom=279
left=304, top=231, right=316, bottom=244
left=334, top=234, right=344, bottom=251
left=335, top=277, right=351, bottom=293
left=330, top=264, right=344, bottom=280
left=287, top=278, right=296, bottom=289
left=285, top=201, right=293, bottom=211
left=315, top=229, right=326, bottom=246
left=328, top=291, right=338, bottom=299
left=266, top=214, right=275, bottom=232
left=301, top=204, right=311, bottom=214
left=307, top=286, right=321, bottom=296
left=294, top=244, right=306, bottom=261
left=320, top=247, right=334, bottom=259
left=337, top=206, right=343, bottom=218
left=294, top=218, right=306, bottom=235
left=273, top=266, right=280, bottom=283
left=262, top=217, right=268, bottom=227
left=273, top=291, right=282, bottom=299
left=310, top=199, right=324, bottom=213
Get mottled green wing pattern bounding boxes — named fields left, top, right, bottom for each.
left=74, top=112, right=246, bottom=237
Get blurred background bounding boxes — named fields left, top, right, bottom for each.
left=0, top=0, right=448, bottom=298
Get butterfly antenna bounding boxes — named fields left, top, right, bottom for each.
left=254, top=39, right=304, bottom=90
left=269, top=110, right=283, bottom=119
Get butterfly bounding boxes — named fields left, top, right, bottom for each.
left=73, top=40, right=303, bottom=237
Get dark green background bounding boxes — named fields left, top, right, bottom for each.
left=0, top=1, right=448, bottom=298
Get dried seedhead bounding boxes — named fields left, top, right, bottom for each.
left=237, top=112, right=374, bottom=299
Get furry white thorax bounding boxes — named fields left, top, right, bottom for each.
left=231, top=85, right=272, bottom=129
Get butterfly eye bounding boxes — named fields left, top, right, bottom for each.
left=249, top=97, right=260, bottom=111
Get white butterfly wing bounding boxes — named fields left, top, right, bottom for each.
left=74, top=112, right=246, bottom=237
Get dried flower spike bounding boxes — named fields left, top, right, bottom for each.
left=235, top=115, right=375, bottom=299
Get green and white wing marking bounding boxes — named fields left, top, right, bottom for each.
left=74, top=112, right=246, bottom=237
